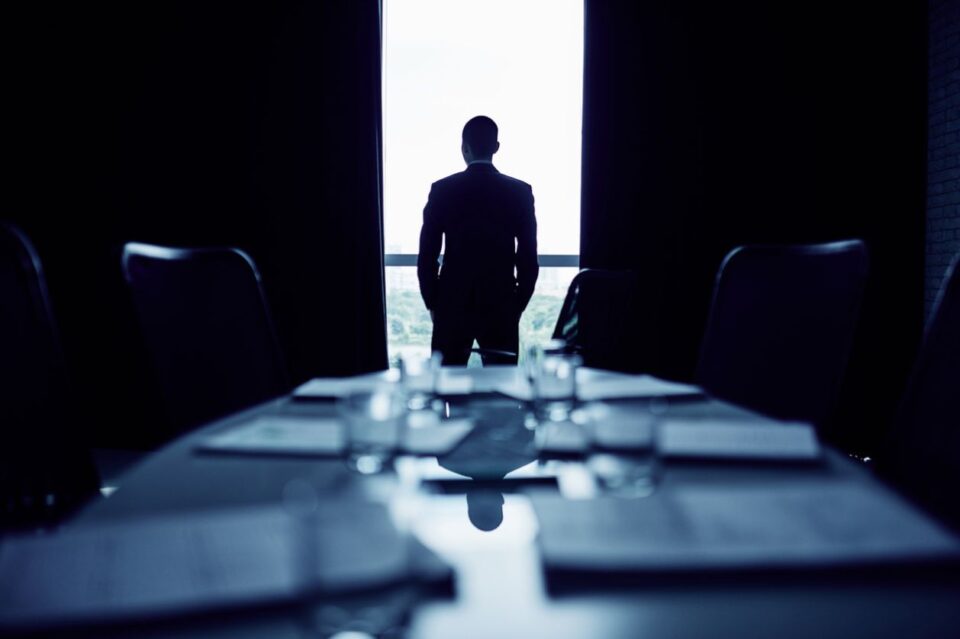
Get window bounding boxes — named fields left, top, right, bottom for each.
left=383, top=0, right=583, bottom=362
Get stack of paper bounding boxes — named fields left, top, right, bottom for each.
left=657, top=419, right=820, bottom=461
left=197, top=415, right=474, bottom=457
left=293, top=370, right=482, bottom=399
left=530, top=482, right=960, bottom=574
left=0, top=502, right=451, bottom=632
left=576, top=370, right=704, bottom=402
left=292, top=372, right=396, bottom=400
left=200, top=415, right=347, bottom=456
left=496, top=369, right=703, bottom=402
left=403, top=418, right=475, bottom=455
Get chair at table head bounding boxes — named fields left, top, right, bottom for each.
left=122, top=242, right=289, bottom=437
left=552, top=268, right=658, bottom=373
left=0, top=222, right=100, bottom=530
left=695, top=240, right=869, bottom=428
left=880, top=252, right=960, bottom=529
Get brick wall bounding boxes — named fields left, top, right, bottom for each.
left=928, top=0, right=960, bottom=315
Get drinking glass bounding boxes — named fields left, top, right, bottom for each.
left=398, top=350, right=442, bottom=411
left=528, top=339, right=582, bottom=423
left=338, top=386, right=407, bottom=474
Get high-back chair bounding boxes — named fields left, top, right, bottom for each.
left=0, top=223, right=100, bottom=529
left=552, top=269, right=657, bottom=373
left=695, top=240, right=869, bottom=427
left=880, top=252, right=960, bottom=529
left=122, top=243, right=289, bottom=435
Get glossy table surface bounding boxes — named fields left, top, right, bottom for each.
left=69, top=367, right=960, bottom=639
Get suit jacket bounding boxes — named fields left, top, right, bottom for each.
left=417, top=163, right=538, bottom=318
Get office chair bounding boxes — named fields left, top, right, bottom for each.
left=695, top=240, right=869, bottom=428
left=122, top=243, right=289, bottom=436
left=879, top=252, right=960, bottom=529
left=0, top=223, right=100, bottom=530
left=552, top=269, right=657, bottom=373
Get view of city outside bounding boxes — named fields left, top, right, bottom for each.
left=383, top=0, right=583, bottom=364
left=385, top=266, right=578, bottom=365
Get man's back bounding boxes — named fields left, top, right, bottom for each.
left=417, top=115, right=538, bottom=365
left=418, top=163, right=537, bottom=309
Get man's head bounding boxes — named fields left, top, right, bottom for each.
left=462, top=115, right=500, bottom=164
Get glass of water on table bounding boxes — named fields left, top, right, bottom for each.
left=527, top=339, right=582, bottom=424
left=339, top=385, right=407, bottom=474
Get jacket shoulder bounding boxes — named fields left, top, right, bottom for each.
left=431, top=171, right=468, bottom=191
left=496, top=172, right=532, bottom=192
left=430, top=170, right=533, bottom=199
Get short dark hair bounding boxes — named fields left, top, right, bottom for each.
left=462, top=116, right=498, bottom=157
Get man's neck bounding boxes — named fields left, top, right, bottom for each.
left=468, top=158, right=494, bottom=166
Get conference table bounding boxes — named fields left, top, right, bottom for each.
left=66, top=366, right=960, bottom=639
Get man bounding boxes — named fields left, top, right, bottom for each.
left=417, top=115, right=538, bottom=365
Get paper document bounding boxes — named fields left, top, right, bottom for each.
left=292, top=372, right=395, bottom=399
left=496, top=369, right=703, bottom=402
left=495, top=376, right=535, bottom=401
left=436, top=372, right=474, bottom=395
left=199, top=414, right=473, bottom=457
left=531, top=482, right=960, bottom=573
left=0, top=502, right=438, bottom=631
left=404, top=419, right=474, bottom=455
left=657, top=419, right=820, bottom=461
left=576, top=370, right=703, bottom=401
left=199, top=416, right=346, bottom=456
left=295, top=370, right=483, bottom=399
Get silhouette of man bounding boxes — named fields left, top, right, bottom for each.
left=417, top=116, right=539, bottom=366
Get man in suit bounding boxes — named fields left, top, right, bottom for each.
left=417, top=115, right=539, bottom=365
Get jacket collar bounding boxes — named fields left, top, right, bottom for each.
left=466, top=162, right=498, bottom=174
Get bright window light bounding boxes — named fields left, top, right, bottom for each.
left=383, top=0, right=583, bottom=361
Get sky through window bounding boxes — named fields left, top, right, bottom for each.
left=383, top=0, right=584, bottom=255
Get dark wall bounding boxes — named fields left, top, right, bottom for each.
left=582, top=1, right=928, bottom=454
left=6, top=1, right=387, bottom=447
left=928, top=0, right=960, bottom=314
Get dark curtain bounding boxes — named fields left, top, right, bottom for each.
left=581, top=0, right=927, bottom=455
left=6, top=1, right=387, bottom=447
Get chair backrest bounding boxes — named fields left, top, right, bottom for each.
left=0, top=223, right=100, bottom=529
left=122, top=243, right=289, bottom=435
left=695, top=240, right=869, bottom=427
left=552, top=269, right=657, bottom=373
left=880, top=252, right=960, bottom=528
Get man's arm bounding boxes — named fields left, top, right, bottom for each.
left=417, top=185, right=442, bottom=311
left=515, top=185, right=539, bottom=312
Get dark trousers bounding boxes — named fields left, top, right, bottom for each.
left=431, top=302, right=519, bottom=366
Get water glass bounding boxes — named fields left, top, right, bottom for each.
left=528, top=340, right=582, bottom=422
left=398, top=350, right=442, bottom=410
left=338, top=387, right=407, bottom=474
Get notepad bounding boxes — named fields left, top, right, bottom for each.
left=530, top=482, right=960, bottom=574
left=657, top=419, right=820, bottom=461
